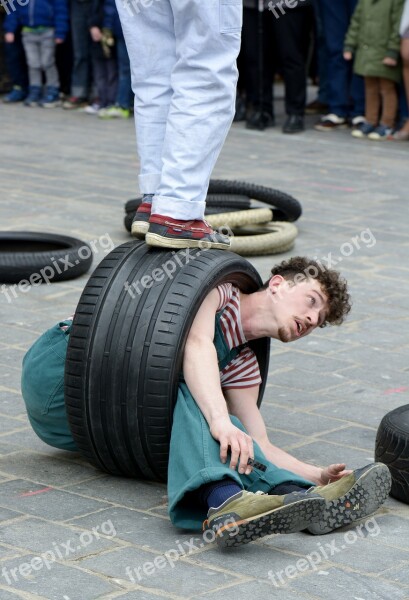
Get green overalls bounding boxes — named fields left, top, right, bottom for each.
left=21, top=312, right=313, bottom=531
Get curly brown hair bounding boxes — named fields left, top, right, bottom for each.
left=260, top=256, right=351, bottom=327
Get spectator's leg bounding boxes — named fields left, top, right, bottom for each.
left=4, top=28, right=28, bottom=91
left=115, top=0, right=175, bottom=195
left=379, top=78, right=398, bottom=129
left=41, top=30, right=60, bottom=89
left=106, top=56, right=118, bottom=108
left=70, top=0, right=93, bottom=99
left=319, top=0, right=358, bottom=117
left=21, top=32, right=42, bottom=87
left=365, top=76, right=381, bottom=126
left=271, top=5, right=313, bottom=117
left=115, top=34, right=133, bottom=110
left=400, top=38, right=409, bottom=129
left=313, top=0, right=328, bottom=105
left=152, top=0, right=242, bottom=220
left=241, top=7, right=274, bottom=116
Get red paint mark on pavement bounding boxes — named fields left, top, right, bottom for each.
left=383, top=387, right=409, bottom=395
left=19, top=487, right=53, bottom=497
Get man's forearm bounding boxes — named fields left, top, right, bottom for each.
left=259, top=439, right=322, bottom=485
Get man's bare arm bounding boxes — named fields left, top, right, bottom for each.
left=183, top=289, right=254, bottom=475
left=225, top=387, right=351, bottom=485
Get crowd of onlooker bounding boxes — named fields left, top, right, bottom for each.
left=1, top=0, right=409, bottom=139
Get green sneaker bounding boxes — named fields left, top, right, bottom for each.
left=98, top=106, right=130, bottom=119
left=203, top=490, right=326, bottom=549
left=306, top=462, right=391, bottom=535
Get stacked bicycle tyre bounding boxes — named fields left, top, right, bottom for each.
left=124, top=179, right=302, bottom=256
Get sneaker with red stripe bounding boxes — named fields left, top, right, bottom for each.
left=131, top=195, right=153, bottom=239
left=146, top=214, right=231, bottom=250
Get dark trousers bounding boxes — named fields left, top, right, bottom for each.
left=115, top=35, right=133, bottom=109
left=271, top=4, right=314, bottom=116
left=319, top=0, right=365, bottom=117
left=241, top=7, right=275, bottom=115
left=4, top=30, right=28, bottom=90
left=92, top=42, right=117, bottom=107
left=70, top=0, right=93, bottom=98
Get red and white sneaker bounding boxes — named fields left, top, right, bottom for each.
left=131, top=195, right=153, bottom=239
left=145, top=214, right=231, bottom=250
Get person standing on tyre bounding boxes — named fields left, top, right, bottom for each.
left=20, top=256, right=391, bottom=547
left=117, top=0, right=239, bottom=251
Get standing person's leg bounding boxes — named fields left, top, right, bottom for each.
left=272, top=5, right=314, bottom=133
left=115, top=0, right=175, bottom=196
left=394, top=37, right=409, bottom=138
left=364, top=77, right=381, bottom=126
left=378, top=78, right=398, bottom=128
left=40, top=29, right=61, bottom=106
left=315, top=0, right=358, bottom=129
left=114, top=34, right=133, bottom=111
left=347, top=0, right=365, bottom=117
left=150, top=0, right=242, bottom=221
left=66, top=0, right=92, bottom=105
left=21, top=32, right=43, bottom=105
left=3, top=28, right=28, bottom=102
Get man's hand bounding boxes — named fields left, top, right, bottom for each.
left=318, top=463, right=352, bottom=486
left=5, top=33, right=15, bottom=43
left=210, top=416, right=254, bottom=475
left=383, top=56, right=397, bottom=67
left=343, top=51, right=353, bottom=61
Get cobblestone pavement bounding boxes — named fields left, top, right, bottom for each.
left=0, top=93, right=409, bottom=600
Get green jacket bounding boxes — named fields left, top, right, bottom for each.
left=344, top=0, right=405, bottom=82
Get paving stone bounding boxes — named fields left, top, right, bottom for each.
left=197, top=580, right=304, bottom=600
left=0, top=507, right=23, bottom=523
left=262, top=387, right=335, bottom=410
left=316, top=424, right=376, bottom=452
left=65, top=476, right=167, bottom=511
left=310, top=400, right=388, bottom=429
left=0, top=555, right=119, bottom=599
left=114, top=591, right=176, bottom=600
left=286, top=567, right=408, bottom=599
left=0, top=517, right=118, bottom=559
left=262, top=368, right=353, bottom=393
left=0, top=589, right=33, bottom=600
left=79, top=546, right=238, bottom=596
left=379, top=563, right=409, bottom=587
left=261, top=405, right=345, bottom=437
left=290, top=441, right=374, bottom=470
left=0, top=451, right=101, bottom=485
left=0, top=479, right=113, bottom=521
left=69, top=506, right=203, bottom=553
left=0, top=418, right=29, bottom=436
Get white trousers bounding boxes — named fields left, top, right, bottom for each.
left=115, top=0, right=242, bottom=220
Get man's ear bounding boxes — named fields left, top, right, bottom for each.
left=268, top=274, right=286, bottom=295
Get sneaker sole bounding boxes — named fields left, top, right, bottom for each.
left=145, top=232, right=231, bottom=251
left=351, top=130, right=365, bottom=139
left=213, top=496, right=325, bottom=549
left=307, top=463, right=391, bottom=535
left=314, top=124, right=348, bottom=132
left=131, top=221, right=149, bottom=238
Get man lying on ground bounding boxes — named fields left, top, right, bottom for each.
left=21, top=256, right=391, bottom=548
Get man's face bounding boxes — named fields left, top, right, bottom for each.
left=268, top=275, right=329, bottom=343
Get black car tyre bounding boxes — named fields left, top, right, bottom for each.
left=65, top=241, right=270, bottom=481
left=0, top=231, right=93, bottom=284
left=375, top=404, right=409, bottom=504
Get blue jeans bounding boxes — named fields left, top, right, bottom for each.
left=70, top=0, right=92, bottom=97
left=115, top=35, right=133, bottom=109
left=319, top=0, right=365, bottom=117
left=5, top=29, right=28, bottom=90
left=115, top=0, right=242, bottom=220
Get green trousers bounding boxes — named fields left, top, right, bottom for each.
left=21, top=315, right=313, bottom=531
